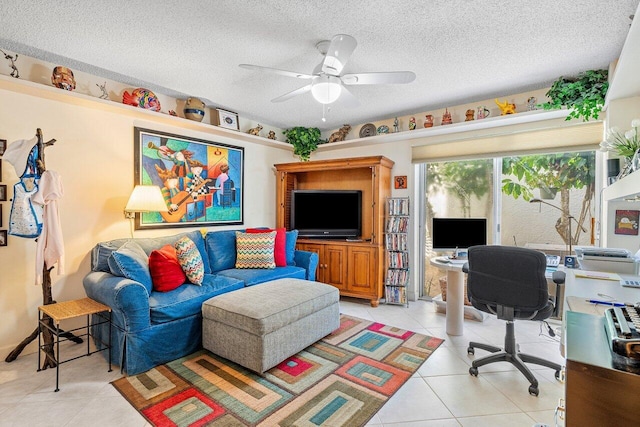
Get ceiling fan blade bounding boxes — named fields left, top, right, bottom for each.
left=321, top=34, right=357, bottom=76
left=342, top=71, right=416, bottom=85
left=239, top=64, right=313, bottom=80
left=339, top=86, right=360, bottom=108
left=271, top=84, right=313, bottom=103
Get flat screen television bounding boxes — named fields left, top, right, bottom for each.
left=291, top=190, right=362, bottom=238
left=431, top=218, right=487, bottom=251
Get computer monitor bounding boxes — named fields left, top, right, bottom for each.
left=431, top=218, right=487, bottom=252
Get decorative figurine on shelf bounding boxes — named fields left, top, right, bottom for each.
left=51, top=66, right=76, bottom=91
left=441, top=108, right=453, bottom=125
left=424, top=114, right=434, bottom=128
left=183, top=97, right=206, bottom=122
left=393, top=117, right=399, bottom=133
left=477, top=106, right=490, bottom=119
left=0, top=49, right=19, bottom=78
left=465, top=109, right=475, bottom=121
left=267, top=130, right=277, bottom=140
left=168, top=110, right=177, bottom=116
left=377, top=125, right=390, bottom=134
left=527, top=96, right=537, bottom=111
left=409, top=116, right=416, bottom=130
left=122, top=88, right=161, bottom=112
left=328, top=124, right=351, bottom=142
left=247, top=124, right=263, bottom=136
left=96, top=81, right=109, bottom=99
left=495, top=98, right=516, bottom=115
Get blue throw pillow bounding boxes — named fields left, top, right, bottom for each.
left=206, top=230, right=238, bottom=272
left=285, top=230, right=299, bottom=266
left=107, top=240, right=153, bottom=294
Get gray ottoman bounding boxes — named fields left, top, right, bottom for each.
left=201, top=278, right=340, bottom=373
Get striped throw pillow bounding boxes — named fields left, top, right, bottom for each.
left=235, top=231, right=276, bottom=269
left=175, top=236, right=205, bottom=285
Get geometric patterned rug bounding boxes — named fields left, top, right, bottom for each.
left=112, top=314, right=444, bottom=427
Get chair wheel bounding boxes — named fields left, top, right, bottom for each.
left=469, top=367, right=478, bottom=376
left=467, top=347, right=475, bottom=355
left=528, top=385, right=539, bottom=396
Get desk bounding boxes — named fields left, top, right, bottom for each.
left=562, top=270, right=640, bottom=425
left=430, top=257, right=469, bottom=335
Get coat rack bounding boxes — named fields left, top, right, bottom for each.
left=4, top=128, right=80, bottom=369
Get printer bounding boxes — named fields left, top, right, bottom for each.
left=574, top=247, right=639, bottom=274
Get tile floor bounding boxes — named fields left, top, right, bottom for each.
left=0, top=298, right=565, bottom=427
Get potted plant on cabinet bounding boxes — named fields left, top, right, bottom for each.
left=283, top=127, right=322, bottom=161
left=540, top=69, right=608, bottom=122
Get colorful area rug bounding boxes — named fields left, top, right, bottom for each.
left=112, top=314, right=444, bottom=427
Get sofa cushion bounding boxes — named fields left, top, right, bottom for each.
left=92, top=230, right=210, bottom=273
left=149, top=244, right=186, bottom=292
left=149, top=274, right=244, bottom=324
left=175, top=236, right=205, bottom=285
left=246, top=227, right=286, bottom=266
left=235, top=231, right=276, bottom=269
left=217, top=265, right=306, bottom=286
left=107, top=241, right=153, bottom=293
left=206, top=230, right=238, bottom=272
left=285, top=230, right=299, bottom=266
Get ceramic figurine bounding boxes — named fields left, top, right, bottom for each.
left=0, top=49, right=19, bottom=78
left=183, top=97, right=206, bottom=122
left=441, top=108, right=452, bottom=125
left=329, top=124, right=351, bottom=142
left=477, top=106, right=490, bottom=119
left=122, top=88, right=161, bottom=112
left=409, top=116, right=416, bottom=130
left=495, top=98, right=516, bottom=115
left=267, top=130, right=277, bottom=140
left=465, top=109, right=475, bottom=121
left=96, top=81, right=109, bottom=99
left=393, top=117, right=399, bottom=133
left=424, top=114, right=434, bottom=128
left=527, top=96, right=537, bottom=111
left=51, top=66, right=76, bottom=91
left=247, top=124, right=263, bottom=136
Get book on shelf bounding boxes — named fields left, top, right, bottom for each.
left=386, top=251, right=409, bottom=269
left=385, top=233, right=408, bottom=251
left=385, top=285, right=407, bottom=304
left=385, top=269, right=409, bottom=286
left=386, top=216, right=408, bottom=233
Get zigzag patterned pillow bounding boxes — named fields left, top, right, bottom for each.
left=175, top=236, right=205, bottom=285
left=235, top=231, right=276, bottom=269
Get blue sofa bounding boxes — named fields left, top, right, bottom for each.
left=83, top=229, right=318, bottom=375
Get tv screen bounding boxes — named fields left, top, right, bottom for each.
left=431, top=218, right=487, bottom=251
left=291, top=190, right=362, bottom=238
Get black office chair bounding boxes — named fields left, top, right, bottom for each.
left=463, top=245, right=564, bottom=396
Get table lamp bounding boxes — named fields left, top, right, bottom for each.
left=124, top=185, right=168, bottom=237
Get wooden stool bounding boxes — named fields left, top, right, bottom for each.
left=38, top=297, right=112, bottom=392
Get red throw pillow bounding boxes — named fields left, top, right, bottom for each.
left=245, top=227, right=286, bottom=266
left=149, top=244, right=187, bottom=292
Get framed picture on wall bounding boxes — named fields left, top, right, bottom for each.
left=0, top=230, right=6, bottom=247
left=394, top=175, right=407, bottom=189
left=214, top=109, right=239, bottom=131
left=0, top=184, right=6, bottom=202
left=133, top=127, right=244, bottom=230
left=614, top=209, right=639, bottom=235
left=0, top=139, right=6, bottom=156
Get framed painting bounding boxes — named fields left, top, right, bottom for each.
left=614, top=209, right=639, bottom=235
left=133, top=127, right=244, bottom=230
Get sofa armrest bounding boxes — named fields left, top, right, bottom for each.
left=83, top=271, right=151, bottom=332
left=294, top=250, right=319, bottom=281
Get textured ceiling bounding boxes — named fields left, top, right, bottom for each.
left=0, top=0, right=638, bottom=131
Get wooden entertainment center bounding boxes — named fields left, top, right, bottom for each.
left=275, top=156, right=394, bottom=306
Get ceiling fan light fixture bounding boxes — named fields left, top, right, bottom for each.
left=311, top=75, right=342, bottom=104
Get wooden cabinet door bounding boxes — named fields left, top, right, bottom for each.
left=347, top=246, right=378, bottom=296
left=323, top=244, right=347, bottom=288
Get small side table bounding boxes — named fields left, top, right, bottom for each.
left=38, top=297, right=112, bottom=392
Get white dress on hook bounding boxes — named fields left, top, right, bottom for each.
left=31, top=170, right=65, bottom=285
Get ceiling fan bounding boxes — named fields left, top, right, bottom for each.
left=239, top=34, right=416, bottom=107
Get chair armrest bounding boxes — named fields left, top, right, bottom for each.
left=293, top=250, right=319, bottom=281
left=83, top=271, right=151, bottom=332
left=550, top=270, right=566, bottom=318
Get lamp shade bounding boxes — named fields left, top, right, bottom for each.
left=311, top=75, right=342, bottom=104
left=125, top=185, right=168, bottom=213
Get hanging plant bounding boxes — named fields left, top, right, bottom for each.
left=540, top=69, right=609, bottom=122
left=283, top=127, right=322, bottom=161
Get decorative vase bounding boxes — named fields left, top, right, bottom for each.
left=183, top=97, right=206, bottom=122
left=631, top=149, right=640, bottom=173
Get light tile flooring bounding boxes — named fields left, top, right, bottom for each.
left=0, top=298, right=565, bottom=427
